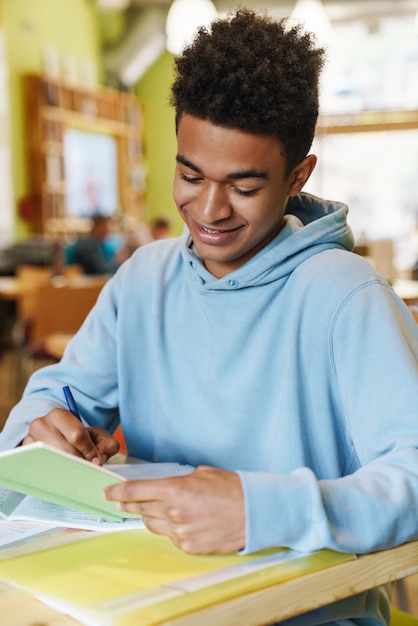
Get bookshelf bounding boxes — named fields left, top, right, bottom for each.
left=23, top=74, right=146, bottom=235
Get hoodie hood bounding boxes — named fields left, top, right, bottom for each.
left=181, top=192, right=354, bottom=290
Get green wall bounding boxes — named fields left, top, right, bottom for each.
left=2, top=0, right=182, bottom=239
left=2, top=0, right=102, bottom=238
left=136, top=50, right=183, bottom=236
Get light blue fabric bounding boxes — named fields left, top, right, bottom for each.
left=2, top=193, right=417, bottom=625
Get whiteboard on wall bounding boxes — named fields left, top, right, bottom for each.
left=0, top=30, right=14, bottom=245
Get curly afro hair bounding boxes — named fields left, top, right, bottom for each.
left=170, top=8, right=325, bottom=174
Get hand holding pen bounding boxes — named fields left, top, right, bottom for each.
left=21, top=386, right=120, bottom=464
left=62, top=385, right=120, bottom=464
left=63, top=384, right=102, bottom=463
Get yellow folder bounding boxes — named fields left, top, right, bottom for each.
left=0, top=529, right=355, bottom=625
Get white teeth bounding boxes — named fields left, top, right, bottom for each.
left=202, top=226, right=221, bottom=234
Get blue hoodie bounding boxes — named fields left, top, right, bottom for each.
left=2, top=193, right=418, bottom=626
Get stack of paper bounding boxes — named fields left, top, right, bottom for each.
left=0, top=442, right=194, bottom=539
left=0, top=442, right=192, bottom=522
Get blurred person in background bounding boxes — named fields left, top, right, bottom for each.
left=72, top=214, right=120, bottom=275
left=118, top=216, right=172, bottom=261
left=150, top=217, right=171, bottom=240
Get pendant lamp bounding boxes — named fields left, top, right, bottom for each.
left=97, top=0, right=130, bottom=9
left=166, top=0, right=218, bottom=55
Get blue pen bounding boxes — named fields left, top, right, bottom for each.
left=63, top=386, right=103, bottom=464
left=63, top=385, right=82, bottom=421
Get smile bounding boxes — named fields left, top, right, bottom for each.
left=193, top=221, right=243, bottom=245
left=202, top=226, right=229, bottom=234
left=201, top=224, right=241, bottom=234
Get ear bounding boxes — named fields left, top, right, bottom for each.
left=288, top=154, right=317, bottom=196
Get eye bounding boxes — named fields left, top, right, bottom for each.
left=233, top=186, right=262, bottom=197
left=180, top=172, right=203, bottom=184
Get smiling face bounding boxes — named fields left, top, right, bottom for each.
left=174, top=114, right=316, bottom=278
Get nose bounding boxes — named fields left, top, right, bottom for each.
left=199, top=182, right=232, bottom=223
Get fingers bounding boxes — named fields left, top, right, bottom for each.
left=88, top=428, right=120, bottom=463
left=23, top=409, right=111, bottom=465
left=140, top=516, right=196, bottom=552
left=139, top=509, right=241, bottom=555
left=71, top=430, right=105, bottom=465
left=104, top=475, right=180, bottom=507
left=103, top=467, right=246, bottom=554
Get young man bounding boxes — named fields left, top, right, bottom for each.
left=1, top=9, right=417, bottom=625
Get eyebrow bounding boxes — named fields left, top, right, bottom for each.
left=176, top=154, right=268, bottom=181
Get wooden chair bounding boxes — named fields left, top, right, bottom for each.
left=29, top=280, right=104, bottom=343
left=15, top=265, right=53, bottom=338
left=17, top=278, right=107, bottom=394
left=15, top=264, right=83, bottom=343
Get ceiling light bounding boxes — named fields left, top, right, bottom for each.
left=290, top=0, right=332, bottom=45
left=97, top=0, right=130, bottom=10
left=165, top=0, right=218, bottom=55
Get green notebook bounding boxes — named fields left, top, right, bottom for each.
left=0, top=442, right=129, bottom=521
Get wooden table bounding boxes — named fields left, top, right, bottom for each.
left=0, top=274, right=109, bottom=303
left=0, top=540, right=417, bottom=626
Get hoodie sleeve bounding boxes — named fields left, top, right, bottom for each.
left=238, top=280, right=418, bottom=555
